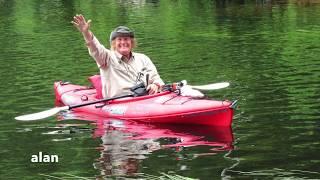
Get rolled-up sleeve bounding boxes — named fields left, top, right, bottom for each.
left=143, top=56, right=164, bottom=86
left=86, top=36, right=110, bottom=68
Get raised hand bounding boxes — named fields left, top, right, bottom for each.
left=71, top=14, right=91, bottom=33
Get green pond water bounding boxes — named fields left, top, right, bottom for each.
left=0, top=0, right=320, bottom=179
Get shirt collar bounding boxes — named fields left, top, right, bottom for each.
left=114, top=51, right=135, bottom=63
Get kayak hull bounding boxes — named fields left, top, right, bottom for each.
left=54, top=81, right=236, bottom=126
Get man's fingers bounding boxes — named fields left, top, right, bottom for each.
left=73, top=14, right=80, bottom=20
left=147, top=84, right=159, bottom=95
left=151, top=89, right=157, bottom=94
left=73, top=16, right=80, bottom=24
left=149, top=90, right=155, bottom=95
left=79, top=14, right=85, bottom=22
left=71, top=21, right=79, bottom=27
left=73, top=15, right=90, bottom=26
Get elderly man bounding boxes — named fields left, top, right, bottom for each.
left=72, top=14, right=164, bottom=98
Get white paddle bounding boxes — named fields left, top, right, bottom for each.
left=190, top=82, right=230, bottom=90
left=15, top=93, right=134, bottom=121
left=15, top=106, right=69, bottom=121
left=182, top=80, right=230, bottom=91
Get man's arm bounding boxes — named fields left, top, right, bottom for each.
left=72, top=14, right=110, bottom=68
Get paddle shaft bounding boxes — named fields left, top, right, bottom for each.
left=69, top=93, right=134, bottom=109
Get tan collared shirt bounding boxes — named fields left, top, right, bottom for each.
left=86, top=36, right=164, bottom=98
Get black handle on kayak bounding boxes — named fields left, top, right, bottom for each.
left=146, top=73, right=149, bottom=87
left=69, top=93, right=134, bottom=110
left=230, top=100, right=238, bottom=109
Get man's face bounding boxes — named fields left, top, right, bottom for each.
left=115, top=36, right=132, bottom=57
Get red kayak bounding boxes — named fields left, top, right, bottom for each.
left=54, top=79, right=237, bottom=126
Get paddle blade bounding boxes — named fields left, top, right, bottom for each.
left=190, top=82, right=230, bottom=90
left=15, top=106, right=69, bottom=121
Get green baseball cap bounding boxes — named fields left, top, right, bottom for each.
left=109, top=26, right=134, bottom=42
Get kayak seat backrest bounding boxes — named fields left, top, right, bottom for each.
left=88, top=75, right=103, bottom=99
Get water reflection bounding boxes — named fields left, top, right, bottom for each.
left=58, top=111, right=234, bottom=177
left=94, top=124, right=160, bottom=176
